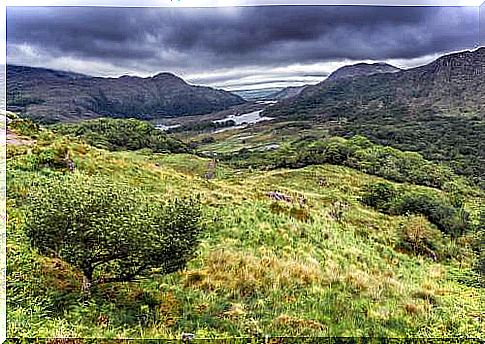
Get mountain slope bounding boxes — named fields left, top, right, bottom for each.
left=326, top=62, right=401, bottom=82
left=7, top=65, right=245, bottom=123
left=269, top=48, right=485, bottom=117
left=264, top=48, right=485, bottom=187
left=270, top=85, right=307, bottom=100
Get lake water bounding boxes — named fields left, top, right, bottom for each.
left=214, top=110, right=274, bottom=126
left=156, top=107, right=274, bottom=133
left=156, top=124, right=181, bottom=131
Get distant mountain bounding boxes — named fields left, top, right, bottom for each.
left=232, top=87, right=284, bottom=101
left=265, top=63, right=398, bottom=101
left=7, top=65, right=245, bottom=123
left=270, top=85, right=307, bottom=100
left=268, top=48, right=485, bottom=118
left=326, top=62, right=401, bottom=82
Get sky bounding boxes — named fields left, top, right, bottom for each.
left=6, top=5, right=481, bottom=90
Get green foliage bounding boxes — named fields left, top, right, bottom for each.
left=361, top=182, right=398, bottom=211
left=25, top=173, right=203, bottom=290
left=53, top=118, right=188, bottom=153
left=334, top=115, right=485, bottom=189
left=223, top=135, right=473, bottom=193
left=8, top=138, right=73, bottom=172
left=7, top=113, right=41, bottom=138
left=361, top=182, right=472, bottom=237
left=168, top=119, right=237, bottom=133
left=31, top=142, right=71, bottom=170
left=390, top=193, right=470, bottom=238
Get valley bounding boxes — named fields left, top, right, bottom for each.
left=5, top=47, right=485, bottom=340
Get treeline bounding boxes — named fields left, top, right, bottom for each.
left=53, top=118, right=189, bottom=153
left=331, top=114, right=485, bottom=189
left=222, top=135, right=476, bottom=194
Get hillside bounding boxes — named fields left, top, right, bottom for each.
left=264, top=48, right=485, bottom=187
left=232, top=88, right=284, bottom=101
left=270, top=86, right=307, bottom=100
left=326, top=62, right=401, bottom=82
left=6, top=115, right=484, bottom=339
left=6, top=65, right=245, bottom=123
left=281, top=48, right=485, bottom=115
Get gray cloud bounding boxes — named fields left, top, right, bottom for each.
left=6, top=6, right=480, bottom=89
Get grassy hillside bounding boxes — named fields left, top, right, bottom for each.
left=6, top=118, right=484, bottom=339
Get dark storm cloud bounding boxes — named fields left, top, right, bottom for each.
left=6, top=6, right=479, bottom=88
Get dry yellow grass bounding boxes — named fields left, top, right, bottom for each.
left=273, top=314, right=325, bottom=331
left=183, top=249, right=323, bottom=297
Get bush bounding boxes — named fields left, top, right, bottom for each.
left=396, top=216, right=442, bottom=261
left=8, top=114, right=41, bottom=138
left=31, top=142, right=71, bottom=170
left=389, top=192, right=470, bottom=237
left=361, top=183, right=472, bottom=238
left=361, top=182, right=398, bottom=210
left=25, top=174, right=203, bottom=294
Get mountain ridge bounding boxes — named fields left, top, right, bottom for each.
left=268, top=47, right=485, bottom=117
left=7, top=64, right=246, bottom=123
left=326, top=62, right=401, bottom=82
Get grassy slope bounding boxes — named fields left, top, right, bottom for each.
left=6, top=130, right=484, bottom=339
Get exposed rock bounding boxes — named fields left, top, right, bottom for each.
left=267, top=191, right=292, bottom=202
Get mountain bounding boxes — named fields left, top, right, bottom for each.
left=231, top=87, right=284, bottom=101
left=270, top=48, right=485, bottom=117
left=270, top=85, right=307, bottom=100
left=264, top=48, right=485, bottom=187
left=264, top=63, right=399, bottom=101
left=6, top=65, right=245, bottom=123
left=326, top=62, right=401, bottom=82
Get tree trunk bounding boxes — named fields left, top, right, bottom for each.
left=81, top=271, right=93, bottom=298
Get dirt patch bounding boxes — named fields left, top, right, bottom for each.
left=6, top=129, right=35, bottom=146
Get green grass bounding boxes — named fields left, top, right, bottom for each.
left=6, top=127, right=484, bottom=339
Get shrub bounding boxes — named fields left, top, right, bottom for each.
left=361, top=182, right=398, bottom=210
left=361, top=183, right=472, bottom=238
left=25, top=174, right=203, bottom=295
left=389, top=192, right=470, bottom=237
left=31, top=142, right=71, bottom=170
left=396, top=216, right=442, bottom=260
left=7, top=113, right=41, bottom=138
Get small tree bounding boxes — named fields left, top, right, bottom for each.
left=26, top=174, right=202, bottom=295
left=361, top=182, right=397, bottom=210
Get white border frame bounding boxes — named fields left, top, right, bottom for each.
left=1, top=1, right=483, bottom=343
